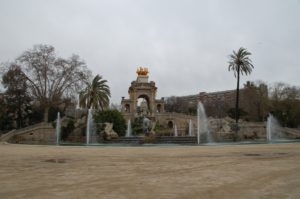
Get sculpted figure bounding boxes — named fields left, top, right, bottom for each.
left=102, top=122, right=118, bottom=140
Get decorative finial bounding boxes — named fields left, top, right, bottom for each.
left=136, top=67, right=149, bottom=76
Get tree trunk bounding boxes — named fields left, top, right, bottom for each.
left=17, top=92, right=22, bottom=128
left=43, top=106, right=49, bottom=123
left=234, top=65, right=240, bottom=140
left=235, top=67, right=240, bottom=123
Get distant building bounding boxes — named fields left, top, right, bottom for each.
left=164, top=88, right=248, bottom=118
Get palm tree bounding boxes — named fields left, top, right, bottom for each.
left=228, top=47, right=254, bottom=133
left=79, top=75, right=111, bottom=110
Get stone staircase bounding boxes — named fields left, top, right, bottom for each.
left=156, top=136, right=197, bottom=144
left=107, top=136, right=142, bottom=144
left=0, top=123, right=54, bottom=143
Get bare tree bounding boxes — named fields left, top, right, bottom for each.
left=269, top=82, right=300, bottom=127
left=17, top=44, right=91, bottom=122
left=243, top=81, right=269, bottom=121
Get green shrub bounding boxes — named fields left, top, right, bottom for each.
left=94, top=109, right=126, bottom=136
left=132, top=117, right=143, bottom=135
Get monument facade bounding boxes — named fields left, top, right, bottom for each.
left=121, top=67, right=165, bottom=121
left=121, top=67, right=198, bottom=136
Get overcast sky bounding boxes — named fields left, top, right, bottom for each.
left=0, top=0, right=299, bottom=104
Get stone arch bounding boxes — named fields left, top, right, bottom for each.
left=137, top=94, right=150, bottom=107
left=157, top=104, right=162, bottom=113
left=137, top=94, right=150, bottom=115
left=125, top=104, right=130, bottom=112
left=167, top=121, right=173, bottom=128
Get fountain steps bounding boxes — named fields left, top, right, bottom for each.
left=156, top=136, right=197, bottom=144
left=107, top=136, right=197, bottom=144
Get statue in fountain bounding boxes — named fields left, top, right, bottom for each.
left=142, top=117, right=151, bottom=135
left=101, top=123, right=118, bottom=140
left=150, top=121, right=156, bottom=135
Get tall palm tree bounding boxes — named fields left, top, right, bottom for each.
left=228, top=47, right=254, bottom=131
left=79, top=75, right=111, bottom=110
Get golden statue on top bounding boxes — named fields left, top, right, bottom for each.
left=136, top=67, right=149, bottom=76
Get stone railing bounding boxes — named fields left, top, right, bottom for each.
left=0, top=129, right=16, bottom=142
left=156, top=112, right=197, bottom=120
left=282, top=127, right=300, bottom=137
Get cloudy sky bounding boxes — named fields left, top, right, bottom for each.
left=0, top=0, right=299, bottom=103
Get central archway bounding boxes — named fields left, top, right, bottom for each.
left=137, top=94, right=150, bottom=116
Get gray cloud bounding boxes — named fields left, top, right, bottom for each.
left=0, top=0, right=299, bottom=103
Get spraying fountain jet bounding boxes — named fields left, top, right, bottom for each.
left=56, top=112, right=61, bottom=145
left=86, top=109, right=95, bottom=145
left=197, top=101, right=211, bottom=144
left=267, top=114, right=284, bottom=142
left=174, top=124, right=178, bottom=137
left=126, top=119, right=132, bottom=137
left=188, top=119, right=193, bottom=136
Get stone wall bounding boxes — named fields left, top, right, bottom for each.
left=123, top=111, right=267, bottom=140
left=208, top=118, right=266, bottom=141
left=155, top=113, right=197, bottom=136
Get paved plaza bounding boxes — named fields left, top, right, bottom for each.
left=0, top=143, right=300, bottom=199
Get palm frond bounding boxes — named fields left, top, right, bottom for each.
left=79, top=74, right=111, bottom=110
left=227, top=47, right=254, bottom=78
